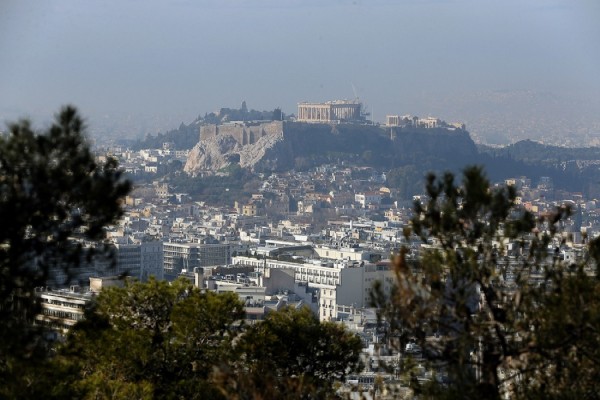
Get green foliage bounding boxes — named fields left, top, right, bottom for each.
left=518, top=263, right=600, bottom=399
left=167, top=167, right=259, bottom=204
left=373, top=166, right=600, bottom=399
left=386, top=165, right=424, bottom=199
left=361, top=150, right=373, bottom=163
left=273, top=107, right=284, bottom=121
left=479, top=140, right=600, bottom=193
left=63, top=278, right=244, bottom=399
left=217, top=162, right=244, bottom=179
left=36, top=278, right=363, bottom=400
left=219, top=306, right=363, bottom=399
left=134, top=121, right=199, bottom=150
left=486, top=139, right=600, bottom=164
left=0, top=106, right=130, bottom=397
left=56, top=281, right=362, bottom=399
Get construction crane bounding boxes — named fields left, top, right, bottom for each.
left=351, top=83, right=372, bottom=123
left=351, top=83, right=359, bottom=102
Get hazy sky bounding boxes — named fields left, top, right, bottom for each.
left=1, top=0, right=599, bottom=138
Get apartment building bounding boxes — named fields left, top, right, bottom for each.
left=231, top=256, right=395, bottom=322
left=163, top=242, right=231, bottom=280
left=35, top=287, right=90, bottom=335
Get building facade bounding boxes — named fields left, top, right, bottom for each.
left=297, top=100, right=362, bottom=123
left=231, top=256, right=395, bottom=322
left=35, top=288, right=90, bottom=334
left=163, top=242, right=231, bottom=280
left=140, top=241, right=164, bottom=281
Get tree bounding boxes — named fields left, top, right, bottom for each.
left=218, top=306, right=363, bottom=399
left=372, top=166, right=600, bottom=399
left=386, top=165, right=422, bottom=199
left=63, top=278, right=245, bottom=399
left=0, top=106, right=130, bottom=397
left=273, top=107, right=283, bottom=121
left=62, top=281, right=363, bottom=400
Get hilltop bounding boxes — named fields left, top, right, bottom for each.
left=127, top=102, right=600, bottom=199
left=184, top=121, right=476, bottom=175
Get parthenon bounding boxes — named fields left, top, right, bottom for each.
left=297, top=100, right=362, bottom=123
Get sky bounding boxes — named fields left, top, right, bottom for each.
left=1, top=0, right=599, bottom=141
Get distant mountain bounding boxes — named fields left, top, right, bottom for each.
left=479, top=140, right=600, bottom=195
left=480, top=140, right=600, bottom=164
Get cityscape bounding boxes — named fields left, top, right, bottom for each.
left=1, top=1, right=600, bottom=399
left=27, top=98, right=600, bottom=398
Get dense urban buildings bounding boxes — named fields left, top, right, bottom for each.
left=163, top=242, right=231, bottom=280
left=29, top=100, right=600, bottom=398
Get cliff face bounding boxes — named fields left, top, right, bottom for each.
left=183, top=120, right=600, bottom=195
left=184, top=135, right=240, bottom=173
left=184, top=121, right=479, bottom=174
left=184, top=125, right=284, bottom=174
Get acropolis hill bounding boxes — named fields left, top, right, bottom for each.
left=199, top=120, right=285, bottom=147
left=183, top=101, right=475, bottom=175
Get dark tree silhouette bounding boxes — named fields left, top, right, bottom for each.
left=373, top=166, right=600, bottom=399
left=0, top=106, right=130, bottom=396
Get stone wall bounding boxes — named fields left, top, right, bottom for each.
left=200, top=121, right=284, bottom=147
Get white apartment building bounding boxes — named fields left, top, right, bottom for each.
left=36, top=277, right=123, bottom=337
left=355, top=192, right=382, bottom=208
left=314, top=246, right=373, bottom=262
left=231, top=256, right=395, bottom=322
left=35, top=287, right=90, bottom=334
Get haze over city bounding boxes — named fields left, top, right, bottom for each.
left=5, top=1, right=600, bottom=398
left=1, top=0, right=599, bottom=143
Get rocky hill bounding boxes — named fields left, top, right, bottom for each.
left=184, top=129, right=285, bottom=173
left=179, top=120, right=600, bottom=197
left=184, top=121, right=477, bottom=175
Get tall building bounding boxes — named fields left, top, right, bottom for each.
left=102, top=241, right=164, bottom=282
left=48, top=240, right=164, bottom=287
left=140, top=241, right=164, bottom=281
left=113, top=243, right=141, bottom=279
left=163, top=242, right=231, bottom=280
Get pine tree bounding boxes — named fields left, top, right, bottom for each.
left=372, top=166, right=600, bottom=398
left=0, top=106, right=130, bottom=397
